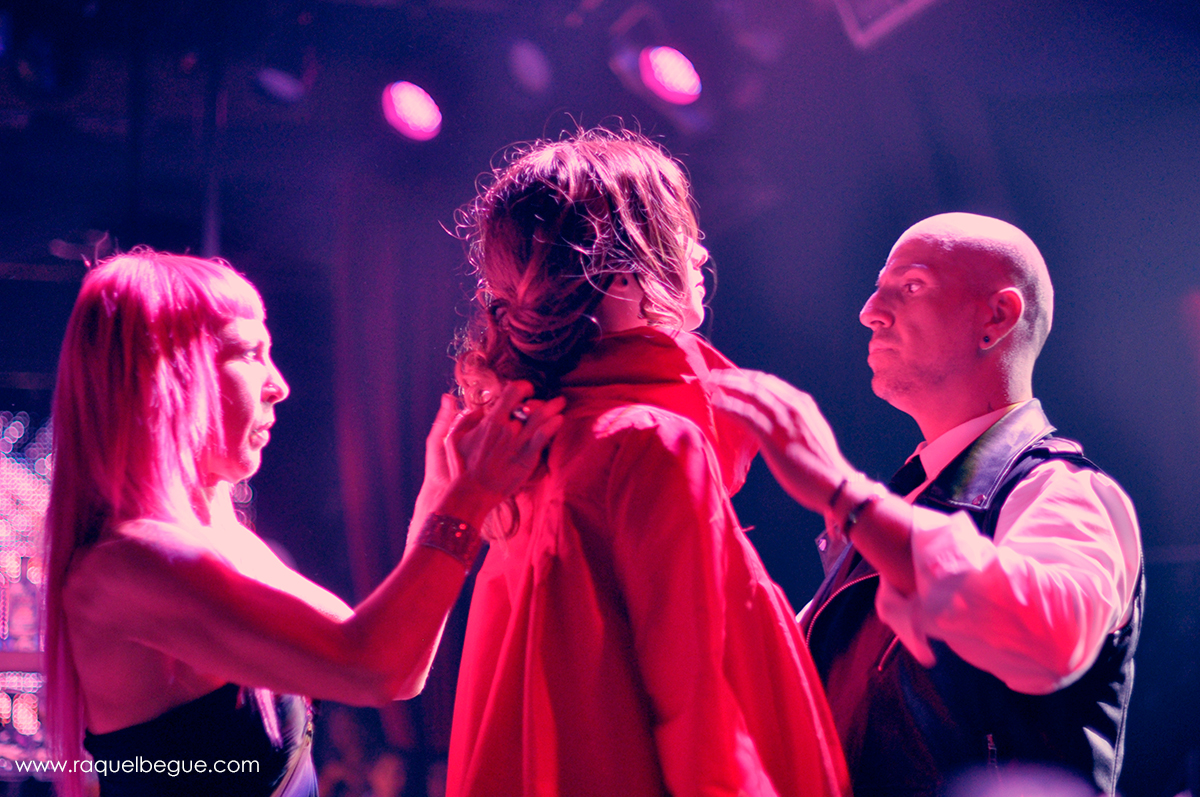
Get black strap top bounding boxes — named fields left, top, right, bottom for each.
left=83, top=684, right=316, bottom=797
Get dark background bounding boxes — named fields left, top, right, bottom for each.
left=1, top=0, right=1198, bottom=794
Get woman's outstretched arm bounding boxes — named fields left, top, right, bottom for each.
left=66, top=381, right=564, bottom=708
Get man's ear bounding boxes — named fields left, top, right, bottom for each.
left=981, top=287, right=1023, bottom=349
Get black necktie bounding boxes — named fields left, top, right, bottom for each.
left=887, top=455, right=927, bottom=497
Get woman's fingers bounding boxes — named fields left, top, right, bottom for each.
left=490, top=380, right=536, bottom=425
left=448, top=406, right=485, bottom=445
left=425, top=394, right=460, bottom=465
left=414, top=379, right=570, bottom=509
left=416, top=394, right=469, bottom=501
left=431, top=393, right=459, bottom=436
left=445, top=407, right=487, bottom=481
left=453, top=383, right=565, bottom=499
left=515, top=395, right=565, bottom=438
left=514, top=396, right=566, bottom=461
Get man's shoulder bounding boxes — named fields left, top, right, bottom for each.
left=1012, top=448, right=1133, bottom=509
left=1016, top=434, right=1110, bottom=484
left=1028, top=435, right=1085, bottom=457
left=987, top=435, right=1140, bottom=545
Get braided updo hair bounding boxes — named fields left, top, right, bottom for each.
left=456, top=128, right=702, bottom=407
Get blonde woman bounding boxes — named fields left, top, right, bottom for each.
left=45, top=250, right=562, bottom=796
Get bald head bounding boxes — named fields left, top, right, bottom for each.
left=861, top=213, right=1054, bottom=437
left=894, top=213, right=1054, bottom=357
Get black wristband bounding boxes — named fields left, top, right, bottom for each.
left=827, top=477, right=849, bottom=510
left=843, top=493, right=881, bottom=536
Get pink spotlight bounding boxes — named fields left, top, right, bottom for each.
left=638, top=46, right=701, bottom=105
left=382, top=81, right=442, bottom=141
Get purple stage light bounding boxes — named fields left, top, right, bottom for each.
left=257, top=67, right=307, bottom=104
left=382, top=81, right=442, bottom=141
left=638, top=46, right=701, bottom=105
left=508, top=39, right=552, bottom=95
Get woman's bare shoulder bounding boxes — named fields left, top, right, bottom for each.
left=113, top=517, right=209, bottom=546
left=68, top=517, right=353, bottom=626
left=81, top=519, right=213, bottom=578
left=64, top=519, right=221, bottom=624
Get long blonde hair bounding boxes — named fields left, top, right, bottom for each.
left=44, top=249, right=263, bottom=797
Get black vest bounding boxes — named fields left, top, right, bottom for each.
left=802, top=401, right=1142, bottom=796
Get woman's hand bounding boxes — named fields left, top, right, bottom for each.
left=410, top=394, right=459, bottom=547
left=448, top=381, right=565, bottom=507
left=413, top=381, right=564, bottom=533
left=411, top=394, right=462, bottom=532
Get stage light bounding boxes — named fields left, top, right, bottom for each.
left=606, top=5, right=710, bottom=133
left=12, top=693, right=38, bottom=736
left=382, top=81, right=442, bottom=141
left=0, top=402, right=49, bottom=764
left=638, top=46, right=701, bottom=105
left=257, top=66, right=308, bottom=104
left=508, top=39, right=552, bottom=95
left=255, top=47, right=317, bottom=105
left=254, top=9, right=317, bottom=105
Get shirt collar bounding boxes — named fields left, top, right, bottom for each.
left=905, top=400, right=1032, bottom=499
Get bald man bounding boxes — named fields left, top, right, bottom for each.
left=711, top=213, right=1142, bottom=796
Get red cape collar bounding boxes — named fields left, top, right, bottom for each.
left=560, top=327, right=758, bottom=495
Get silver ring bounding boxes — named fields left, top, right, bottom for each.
left=510, top=405, right=531, bottom=423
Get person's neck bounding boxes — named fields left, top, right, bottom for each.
left=192, top=480, right=237, bottom=529
left=907, top=380, right=1032, bottom=442
left=595, top=307, right=649, bottom=335
left=593, top=280, right=649, bottom=334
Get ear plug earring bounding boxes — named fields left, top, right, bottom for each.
left=983, top=336, right=991, bottom=344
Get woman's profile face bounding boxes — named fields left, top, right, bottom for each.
left=681, top=238, right=709, bottom=332
left=202, top=316, right=289, bottom=486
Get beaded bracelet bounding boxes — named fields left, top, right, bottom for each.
left=418, top=513, right=484, bottom=571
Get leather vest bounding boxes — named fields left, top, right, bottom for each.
left=802, top=401, right=1142, bottom=796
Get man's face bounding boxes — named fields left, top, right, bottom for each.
left=859, top=233, right=985, bottom=413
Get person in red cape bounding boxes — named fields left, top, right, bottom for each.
left=445, top=129, right=850, bottom=797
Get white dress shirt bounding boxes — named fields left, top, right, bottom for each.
left=874, top=401, right=1143, bottom=695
